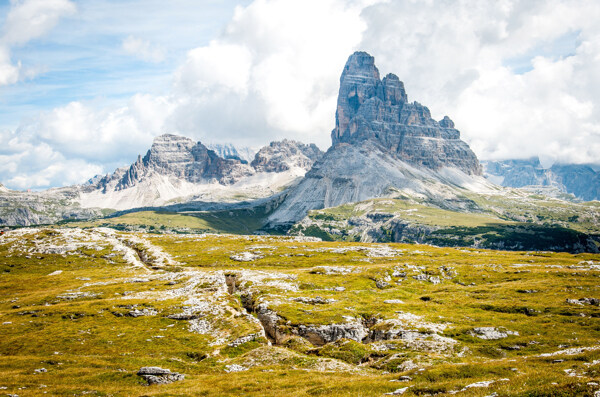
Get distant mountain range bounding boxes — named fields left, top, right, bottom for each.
left=1, top=51, right=599, bottom=252
left=0, top=137, right=322, bottom=225
left=483, top=158, right=600, bottom=201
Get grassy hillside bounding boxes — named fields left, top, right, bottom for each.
left=0, top=228, right=599, bottom=396
left=292, top=194, right=600, bottom=252
left=68, top=206, right=271, bottom=235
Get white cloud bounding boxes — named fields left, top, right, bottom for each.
left=3, top=0, right=76, bottom=45
left=122, top=35, right=166, bottom=63
left=0, top=47, right=20, bottom=86
left=169, top=0, right=376, bottom=147
left=0, top=0, right=76, bottom=86
left=358, top=0, right=600, bottom=165
left=4, top=0, right=600, bottom=190
left=174, top=42, right=252, bottom=94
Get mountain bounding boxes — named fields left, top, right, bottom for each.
left=483, top=158, right=600, bottom=201
left=266, top=51, right=488, bottom=229
left=251, top=139, right=323, bottom=172
left=331, top=52, right=481, bottom=175
left=2, top=50, right=599, bottom=253
left=0, top=136, right=323, bottom=225
left=206, top=143, right=257, bottom=163
left=77, top=135, right=323, bottom=210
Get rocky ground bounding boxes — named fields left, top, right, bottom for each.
left=0, top=228, right=599, bottom=396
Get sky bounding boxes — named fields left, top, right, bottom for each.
left=1, top=0, right=600, bottom=190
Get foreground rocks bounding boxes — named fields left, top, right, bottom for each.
left=137, top=367, right=185, bottom=385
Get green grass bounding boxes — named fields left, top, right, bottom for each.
left=69, top=207, right=270, bottom=234
left=0, top=229, right=599, bottom=396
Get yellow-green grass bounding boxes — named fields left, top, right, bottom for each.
left=0, top=230, right=599, bottom=396
left=69, top=209, right=268, bottom=234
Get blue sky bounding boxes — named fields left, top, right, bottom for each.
left=1, top=0, right=600, bottom=190
left=0, top=0, right=247, bottom=126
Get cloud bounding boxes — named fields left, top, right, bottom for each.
left=0, top=130, right=103, bottom=190
left=357, top=0, right=600, bottom=165
left=122, top=35, right=166, bottom=63
left=4, top=0, right=600, bottom=190
left=0, top=0, right=76, bottom=86
left=3, top=0, right=77, bottom=45
left=168, top=0, right=377, bottom=147
left=0, top=46, right=20, bottom=85
left=0, top=93, right=175, bottom=190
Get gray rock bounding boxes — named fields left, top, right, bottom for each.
left=224, top=364, right=248, bottom=373
left=115, top=134, right=254, bottom=189
left=255, top=304, right=285, bottom=344
left=470, top=327, right=518, bottom=340
left=137, top=367, right=184, bottom=385
left=251, top=139, right=323, bottom=173
left=332, top=52, right=481, bottom=175
left=384, top=299, right=405, bottom=304
left=296, top=320, right=368, bottom=345
left=138, top=367, right=172, bottom=375
left=230, top=252, right=264, bottom=262
left=566, top=298, right=600, bottom=306
left=375, top=279, right=391, bottom=289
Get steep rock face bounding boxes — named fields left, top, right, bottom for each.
left=483, top=158, right=600, bottom=201
left=550, top=164, right=600, bottom=201
left=332, top=52, right=481, bottom=175
left=251, top=139, right=323, bottom=173
left=267, top=52, right=489, bottom=228
left=114, top=134, right=254, bottom=189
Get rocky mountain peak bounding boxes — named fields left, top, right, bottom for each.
left=331, top=51, right=481, bottom=176
left=143, top=134, right=197, bottom=168
left=112, top=134, right=254, bottom=190
left=251, top=139, right=323, bottom=173
left=333, top=51, right=382, bottom=142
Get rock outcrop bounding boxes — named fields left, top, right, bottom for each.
left=106, top=134, right=255, bottom=189
left=137, top=366, right=185, bottom=385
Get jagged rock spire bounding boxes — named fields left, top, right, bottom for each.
left=330, top=51, right=481, bottom=175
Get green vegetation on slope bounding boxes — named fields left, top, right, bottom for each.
left=294, top=195, right=600, bottom=252
left=0, top=229, right=599, bottom=396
